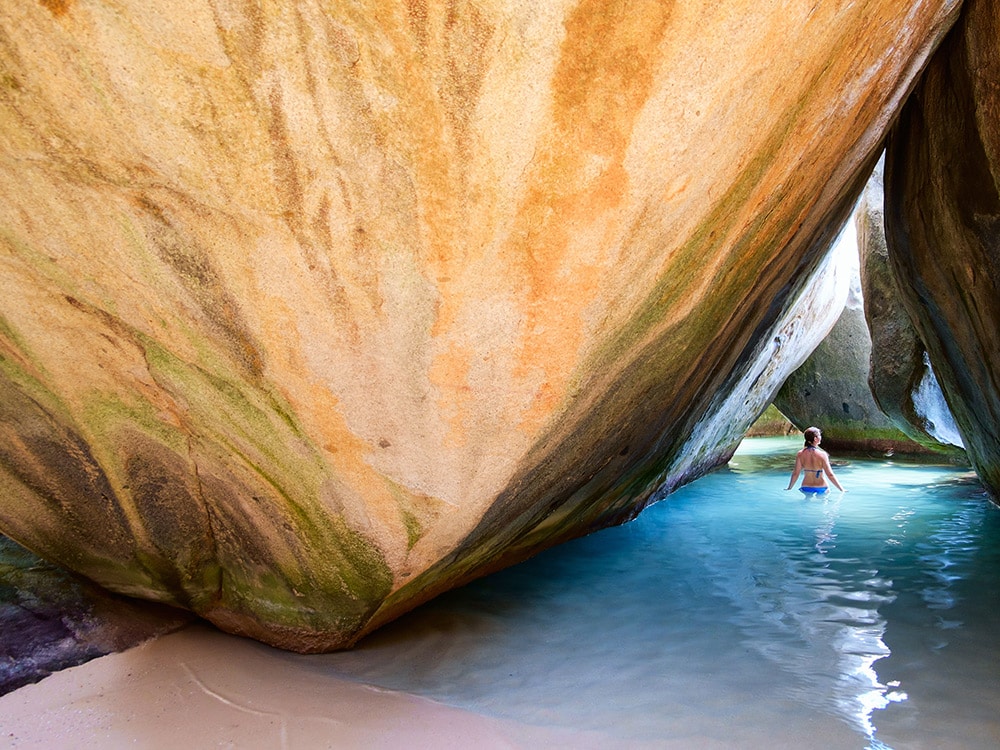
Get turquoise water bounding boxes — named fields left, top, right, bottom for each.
left=310, top=437, right=1000, bottom=749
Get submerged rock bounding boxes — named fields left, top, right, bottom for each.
left=0, top=1, right=963, bottom=649
left=885, top=0, right=1000, bottom=499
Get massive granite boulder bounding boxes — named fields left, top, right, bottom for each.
left=857, top=161, right=965, bottom=453
left=885, top=0, right=1000, bottom=500
left=0, top=1, right=961, bottom=650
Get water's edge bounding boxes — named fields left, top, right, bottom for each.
left=3, top=437, right=999, bottom=749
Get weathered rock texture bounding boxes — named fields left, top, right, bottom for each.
left=0, top=533, right=192, bottom=695
left=885, top=0, right=1000, bottom=499
left=775, top=184, right=966, bottom=458
left=774, top=225, right=934, bottom=455
left=857, top=160, right=965, bottom=453
left=0, top=1, right=961, bottom=649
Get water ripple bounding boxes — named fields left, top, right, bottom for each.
left=308, top=438, right=1000, bottom=749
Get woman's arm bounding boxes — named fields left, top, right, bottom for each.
left=786, top=453, right=802, bottom=490
left=822, top=455, right=845, bottom=491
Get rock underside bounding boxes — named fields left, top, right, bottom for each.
left=0, top=1, right=984, bottom=651
left=885, top=0, right=1000, bottom=496
left=0, top=534, right=191, bottom=695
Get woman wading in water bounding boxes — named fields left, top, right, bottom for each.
left=786, top=426, right=845, bottom=494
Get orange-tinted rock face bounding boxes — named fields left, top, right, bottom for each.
left=0, top=1, right=960, bottom=650
left=885, top=0, right=1000, bottom=502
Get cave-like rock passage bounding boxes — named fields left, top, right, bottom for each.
left=857, top=161, right=964, bottom=454
left=886, top=0, right=1000, bottom=502
left=775, top=173, right=965, bottom=458
left=0, top=1, right=960, bottom=650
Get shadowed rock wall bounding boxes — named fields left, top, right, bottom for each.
left=774, top=247, right=928, bottom=456
left=0, top=1, right=962, bottom=649
left=0, top=534, right=192, bottom=695
left=885, top=0, right=1000, bottom=500
left=858, top=160, right=965, bottom=453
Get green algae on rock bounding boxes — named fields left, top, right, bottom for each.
left=0, top=0, right=965, bottom=649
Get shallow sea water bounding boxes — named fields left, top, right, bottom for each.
left=306, top=437, right=1000, bottom=749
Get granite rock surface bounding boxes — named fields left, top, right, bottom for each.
left=0, top=1, right=962, bottom=649
left=885, top=0, right=1000, bottom=500
left=857, top=161, right=965, bottom=454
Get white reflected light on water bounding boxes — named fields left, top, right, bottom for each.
left=698, top=485, right=906, bottom=744
left=306, top=437, right=1000, bottom=749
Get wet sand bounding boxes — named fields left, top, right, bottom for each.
left=0, top=624, right=624, bottom=750
left=8, top=441, right=996, bottom=749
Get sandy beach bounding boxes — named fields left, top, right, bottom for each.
left=0, top=624, right=623, bottom=750
left=5, top=446, right=998, bottom=750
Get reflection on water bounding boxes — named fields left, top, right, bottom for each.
left=311, top=437, right=1000, bottom=749
left=703, top=489, right=904, bottom=745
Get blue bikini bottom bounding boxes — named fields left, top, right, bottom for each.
left=800, top=486, right=829, bottom=494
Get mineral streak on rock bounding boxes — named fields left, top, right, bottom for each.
left=885, top=0, right=1000, bottom=501
left=0, top=1, right=962, bottom=649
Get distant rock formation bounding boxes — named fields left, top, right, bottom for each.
left=0, top=1, right=964, bottom=649
left=672, top=218, right=853, bottom=475
left=857, top=160, right=965, bottom=453
left=775, top=169, right=966, bottom=458
left=885, top=0, right=1000, bottom=499
left=746, top=405, right=796, bottom=438
left=774, top=223, right=933, bottom=456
